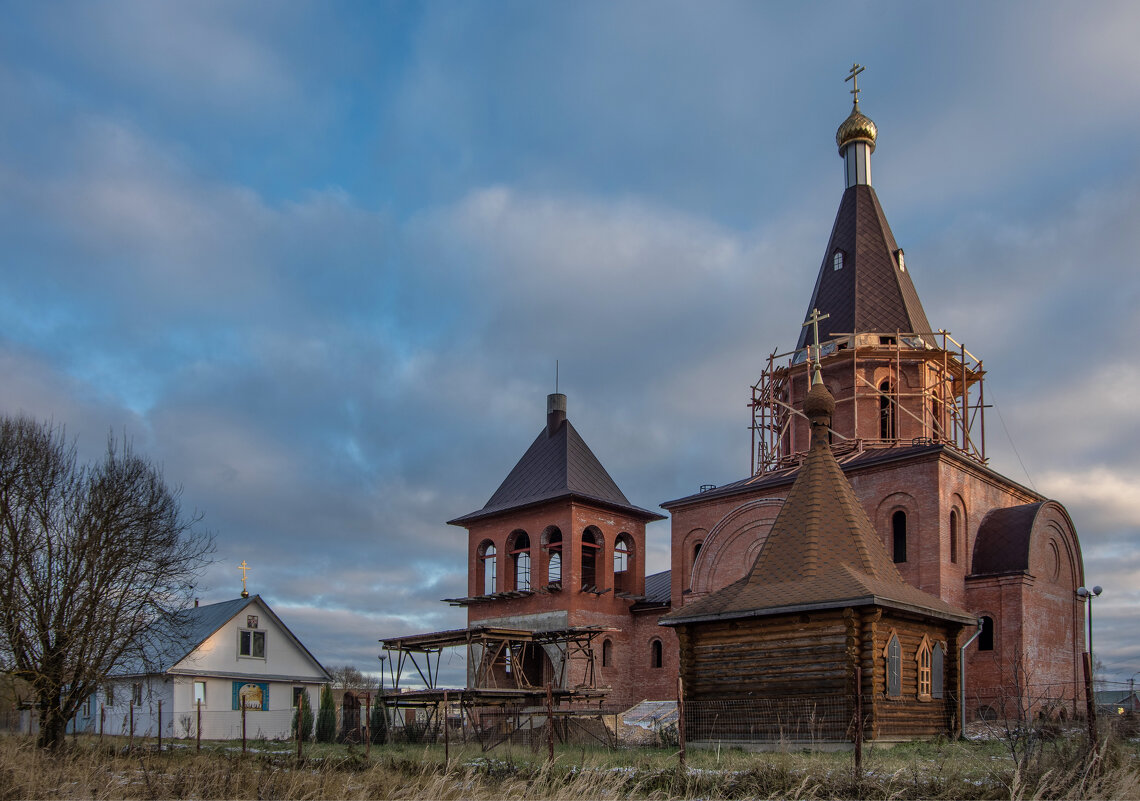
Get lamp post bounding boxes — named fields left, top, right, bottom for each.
left=1077, top=585, right=1103, bottom=678
left=377, top=654, right=387, bottom=693
left=1130, top=671, right=1139, bottom=713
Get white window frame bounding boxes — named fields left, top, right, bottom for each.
left=239, top=628, right=267, bottom=659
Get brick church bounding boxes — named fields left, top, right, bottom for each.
left=443, top=75, right=1085, bottom=723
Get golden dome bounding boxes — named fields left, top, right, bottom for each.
left=836, top=105, right=877, bottom=154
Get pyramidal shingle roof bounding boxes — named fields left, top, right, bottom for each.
left=795, top=184, right=933, bottom=350
left=662, top=381, right=972, bottom=626
left=448, top=399, right=664, bottom=526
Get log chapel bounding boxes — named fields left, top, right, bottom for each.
left=440, top=70, right=1086, bottom=735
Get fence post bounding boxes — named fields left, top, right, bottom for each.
left=854, top=666, right=863, bottom=774
left=129, top=700, right=135, bottom=751
left=157, top=700, right=162, bottom=751
left=364, top=692, right=371, bottom=759
left=196, top=699, right=201, bottom=751
left=546, top=684, right=554, bottom=764
left=100, top=704, right=105, bottom=742
left=443, top=691, right=449, bottom=765
left=241, top=704, right=247, bottom=754
left=676, top=675, right=686, bottom=771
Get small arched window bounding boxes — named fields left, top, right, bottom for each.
left=602, top=639, right=613, bottom=668
left=931, top=393, right=942, bottom=437
left=544, top=527, right=562, bottom=585
left=931, top=642, right=945, bottom=699
left=916, top=635, right=932, bottom=700
left=650, top=639, right=663, bottom=669
left=510, top=531, right=531, bottom=592
left=479, top=542, right=497, bottom=595
left=892, top=510, right=907, bottom=564
left=581, top=528, right=601, bottom=589
left=614, top=533, right=633, bottom=593
left=833, top=250, right=844, bottom=271
left=949, top=510, right=959, bottom=564
left=979, top=616, right=995, bottom=651
left=879, top=380, right=895, bottom=440
left=885, top=633, right=901, bottom=697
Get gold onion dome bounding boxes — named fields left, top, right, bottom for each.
left=836, top=104, right=877, bottom=155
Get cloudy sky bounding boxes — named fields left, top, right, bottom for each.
left=3, top=1, right=1139, bottom=686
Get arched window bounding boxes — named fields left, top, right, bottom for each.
left=544, top=527, right=562, bottom=585
left=879, top=380, right=895, bottom=440
left=602, top=639, right=613, bottom=667
left=931, top=643, right=945, bottom=699
left=510, top=531, right=531, bottom=592
left=581, top=528, right=601, bottom=589
left=479, top=542, right=497, bottom=595
left=833, top=250, right=844, bottom=271
left=885, top=633, right=901, bottom=697
left=613, top=533, right=633, bottom=593
left=650, top=639, right=663, bottom=669
left=892, top=510, right=907, bottom=564
left=916, top=636, right=932, bottom=700
left=931, top=393, right=942, bottom=437
left=979, top=616, right=995, bottom=651
left=949, top=510, right=959, bottom=564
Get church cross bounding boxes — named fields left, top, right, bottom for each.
left=802, top=308, right=830, bottom=370
left=238, top=560, right=251, bottom=597
left=846, top=62, right=865, bottom=105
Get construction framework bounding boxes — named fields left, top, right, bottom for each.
left=376, top=625, right=619, bottom=750
left=750, top=330, right=987, bottom=476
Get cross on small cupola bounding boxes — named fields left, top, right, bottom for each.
left=801, top=307, right=830, bottom=385
left=238, top=560, right=251, bottom=598
left=846, top=62, right=865, bottom=107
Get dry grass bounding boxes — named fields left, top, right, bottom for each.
left=0, top=732, right=1137, bottom=800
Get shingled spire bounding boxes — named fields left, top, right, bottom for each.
left=661, top=379, right=972, bottom=626
left=794, top=68, right=933, bottom=351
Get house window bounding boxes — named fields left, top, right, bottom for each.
left=581, top=528, right=601, bottom=589
left=931, top=643, right=945, bottom=699
left=650, top=639, right=663, bottom=669
left=602, top=639, right=613, bottom=667
left=240, top=629, right=266, bottom=658
left=833, top=250, right=844, bottom=271
left=83, top=695, right=92, bottom=716
left=949, top=510, right=959, bottom=564
left=885, top=634, right=901, bottom=697
left=614, top=534, right=633, bottom=593
left=892, top=511, right=907, bottom=564
left=105, top=686, right=114, bottom=706
left=979, top=616, right=995, bottom=651
left=879, top=380, right=895, bottom=439
left=479, top=541, right=497, bottom=595
left=132, top=683, right=143, bottom=706
left=510, top=531, right=531, bottom=591
left=194, top=681, right=207, bottom=708
left=292, top=687, right=306, bottom=709
left=916, top=636, right=932, bottom=700
left=545, top=527, right=562, bottom=584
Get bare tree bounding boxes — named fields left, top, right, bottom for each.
left=328, top=665, right=378, bottom=692
left=0, top=416, right=213, bottom=749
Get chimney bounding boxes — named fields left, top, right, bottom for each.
left=547, top=393, right=567, bottom=434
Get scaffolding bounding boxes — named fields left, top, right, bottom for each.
left=750, top=330, right=987, bottom=476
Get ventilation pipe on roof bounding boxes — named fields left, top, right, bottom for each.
left=547, top=393, right=567, bottom=435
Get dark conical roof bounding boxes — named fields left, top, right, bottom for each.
left=448, top=407, right=663, bottom=526
left=661, top=385, right=972, bottom=626
left=795, top=184, right=933, bottom=350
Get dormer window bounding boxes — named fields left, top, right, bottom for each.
left=896, top=248, right=905, bottom=272
left=832, top=250, right=844, bottom=271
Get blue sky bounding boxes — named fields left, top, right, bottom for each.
left=2, top=1, right=1139, bottom=686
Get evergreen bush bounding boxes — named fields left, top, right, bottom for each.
left=292, top=690, right=314, bottom=742
left=316, top=684, right=336, bottom=743
left=370, top=696, right=388, bottom=744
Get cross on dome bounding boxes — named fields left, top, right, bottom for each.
left=846, top=62, right=865, bottom=107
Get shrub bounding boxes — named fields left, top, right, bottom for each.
left=370, top=697, right=388, bottom=745
left=316, top=685, right=336, bottom=743
left=292, top=690, right=314, bottom=742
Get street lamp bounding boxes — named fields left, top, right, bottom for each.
left=1077, top=585, right=1103, bottom=683
left=377, top=654, right=387, bottom=693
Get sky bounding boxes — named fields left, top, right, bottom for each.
left=2, top=1, right=1139, bottom=688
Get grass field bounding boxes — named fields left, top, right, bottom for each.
left=2, top=730, right=1137, bottom=799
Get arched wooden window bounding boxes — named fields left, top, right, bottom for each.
left=602, top=639, right=613, bottom=667
left=931, top=642, right=945, bottom=699
left=916, top=635, right=932, bottom=700
left=510, top=531, right=531, bottom=592
left=949, top=510, right=959, bottom=564
left=931, top=393, right=942, bottom=437
left=581, top=528, right=601, bottom=589
left=879, top=380, right=895, bottom=440
left=979, top=615, right=995, bottom=651
left=892, top=510, right=907, bottom=564
left=544, top=527, right=562, bottom=585
left=885, top=633, right=901, bottom=697
left=479, top=542, right=497, bottom=595
left=613, top=533, right=633, bottom=593
left=650, top=639, right=663, bottom=669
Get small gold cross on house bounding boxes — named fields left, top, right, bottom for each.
left=238, top=560, right=251, bottom=598
left=846, top=62, right=865, bottom=106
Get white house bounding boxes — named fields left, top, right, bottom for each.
left=77, top=595, right=329, bottom=741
